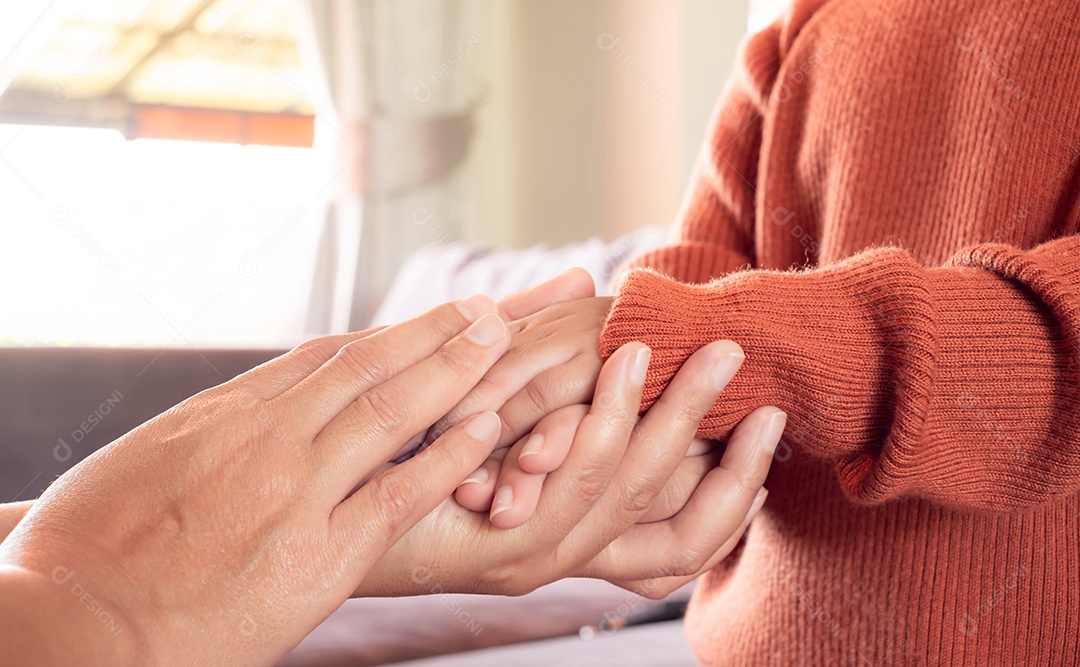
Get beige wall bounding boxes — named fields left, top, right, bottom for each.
left=463, top=0, right=748, bottom=248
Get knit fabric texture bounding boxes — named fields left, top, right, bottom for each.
left=598, top=0, right=1080, bottom=663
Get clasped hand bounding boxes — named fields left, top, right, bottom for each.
left=0, top=270, right=781, bottom=666
left=428, top=268, right=785, bottom=530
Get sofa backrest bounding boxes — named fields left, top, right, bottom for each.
left=0, top=347, right=283, bottom=502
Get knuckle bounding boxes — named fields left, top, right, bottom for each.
left=432, top=432, right=475, bottom=471
left=355, top=387, right=412, bottom=435
left=734, top=468, right=763, bottom=497
left=290, top=337, right=337, bottom=366
left=335, top=340, right=391, bottom=388
left=593, top=391, right=634, bottom=431
left=569, top=464, right=611, bottom=506
left=369, top=472, right=422, bottom=529
left=649, top=482, right=684, bottom=521
left=523, top=380, right=552, bottom=414
left=435, top=342, right=479, bottom=377
left=652, top=392, right=698, bottom=428
left=676, top=402, right=710, bottom=428
left=618, top=477, right=658, bottom=516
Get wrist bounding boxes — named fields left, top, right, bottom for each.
left=0, top=564, right=147, bottom=665
left=601, top=255, right=934, bottom=449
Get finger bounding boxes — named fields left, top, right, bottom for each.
left=488, top=405, right=588, bottom=528
left=532, top=342, right=650, bottom=537
left=272, top=295, right=497, bottom=433
left=496, top=356, right=600, bottom=448
left=496, top=267, right=595, bottom=321
left=613, top=487, right=768, bottom=598
left=706, top=487, right=768, bottom=564
left=565, top=340, right=745, bottom=551
left=489, top=468, right=545, bottom=530
left=453, top=448, right=507, bottom=512
left=332, top=411, right=502, bottom=579
left=312, top=313, right=510, bottom=502
left=693, top=405, right=782, bottom=525
left=585, top=406, right=783, bottom=582
left=425, top=338, right=578, bottom=446
left=638, top=450, right=722, bottom=523
left=236, top=327, right=384, bottom=399
left=631, top=439, right=727, bottom=524
left=516, top=405, right=588, bottom=475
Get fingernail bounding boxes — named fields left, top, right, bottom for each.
left=465, top=313, right=506, bottom=346
left=457, top=294, right=494, bottom=322
left=465, top=411, right=500, bottom=440
left=744, top=488, right=768, bottom=524
left=460, top=466, right=489, bottom=487
left=490, top=486, right=514, bottom=519
left=759, top=411, right=787, bottom=455
left=519, top=433, right=544, bottom=459
left=629, top=346, right=651, bottom=385
left=712, top=350, right=745, bottom=391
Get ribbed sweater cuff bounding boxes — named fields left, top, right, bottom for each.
left=623, top=243, right=752, bottom=286
left=599, top=247, right=1033, bottom=472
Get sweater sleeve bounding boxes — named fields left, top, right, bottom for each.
left=600, top=239, right=1080, bottom=513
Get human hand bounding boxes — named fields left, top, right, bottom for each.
left=457, top=342, right=746, bottom=528
left=428, top=293, right=613, bottom=450
left=0, top=268, right=603, bottom=552
left=392, top=268, right=600, bottom=457
left=422, top=289, right=612, bottom=515
left=356, top=340, right=784, bottom=601
left=0, top=296, right=515, bottom=666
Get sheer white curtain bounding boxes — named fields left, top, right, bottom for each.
left=299, top=0, right=478, bottom=333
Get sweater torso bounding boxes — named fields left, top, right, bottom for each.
left=637, top=0, right=1080, bottom=663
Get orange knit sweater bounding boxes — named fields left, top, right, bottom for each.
left=599, top=0, right=1080, bottom=664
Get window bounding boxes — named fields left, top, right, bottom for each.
left=1, top=0, right=319, bottom=348
left=0, top=123, right=322, bottom=347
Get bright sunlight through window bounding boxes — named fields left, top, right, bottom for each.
left=0, top=124, right=325, bottom=348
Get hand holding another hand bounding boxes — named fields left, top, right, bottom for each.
left=358, top=339, right=784, bottom=601
left=0, top=274, right=589, bottom=666
left=428, top=273, right=611, bottom=450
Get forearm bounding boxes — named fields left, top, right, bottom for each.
left=0, top=500, right=34, bottom=544
left=602, top=237, right=1080, bottom=512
